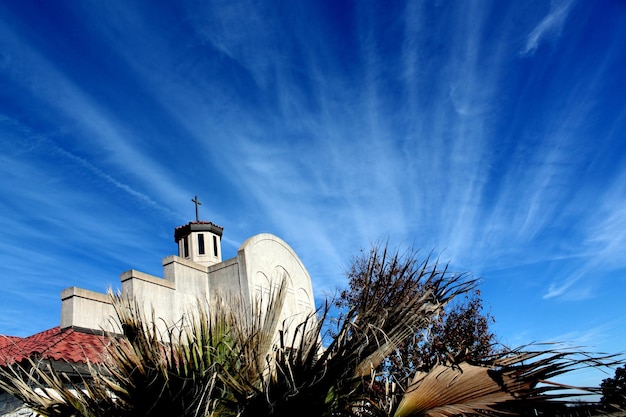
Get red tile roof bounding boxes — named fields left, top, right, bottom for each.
left=0, top=335, right=21, bottom=350
left=0, top=327, right=109, bottom=366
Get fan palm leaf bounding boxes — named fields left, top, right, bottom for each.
left=393, top=347, right=623, bottom=417
left=2, top=245, right=622, bottom=417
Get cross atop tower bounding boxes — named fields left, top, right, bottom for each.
left=191, top=195, right=202, bottom=221
left=176, top=197, right=223, bottom=267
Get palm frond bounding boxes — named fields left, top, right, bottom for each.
left=393, top=347, right=623, bottom=417
left=2, top=245, right=622, bottom=417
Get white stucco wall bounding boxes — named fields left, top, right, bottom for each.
left=2, top=232, right=318, bottom=417
left=237, top=234, right=316, bottom=339
left=59, top=233, right=316, bottom=341
left=60, top=287, right=116, bottom=331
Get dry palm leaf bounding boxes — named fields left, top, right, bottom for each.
left=394, top=347, right=623, bottom=417
left=394, top=362, right=514, bottom=417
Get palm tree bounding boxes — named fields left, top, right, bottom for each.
left=0, top=245, right=621, bottom=417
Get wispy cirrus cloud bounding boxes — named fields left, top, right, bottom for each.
left=542, top=168, right=626, bottom=300
left=0, top=1, right=625, bottom=377
left=0, top=17, right=189, bottom=217
left=585, top=175, right=626, bottom=269
left=0, top=114, right=180, bottom=222
left=543, top=272, right=588, bottom=300
left=521, top=0, right=576, bottom=56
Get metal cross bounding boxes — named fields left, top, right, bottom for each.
left=191, top=195, right=202, bottom=221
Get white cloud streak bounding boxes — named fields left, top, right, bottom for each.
left=0, top=18, right=188, bottom=218
left=1, top=1, right=624, bottom=364
left=521, top=0, right=576, bottom=56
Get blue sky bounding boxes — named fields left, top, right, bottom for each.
left=1, top=0, right=625, bottom=388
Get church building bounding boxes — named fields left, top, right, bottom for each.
left=0, top=198, right=317, bottom=416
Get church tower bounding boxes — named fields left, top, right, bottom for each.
left=174, top=196, right=223, bottom=267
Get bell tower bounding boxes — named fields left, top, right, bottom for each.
left=174, top=196, right=223, bottom=267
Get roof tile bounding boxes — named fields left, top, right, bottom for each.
left=0, top=327, right=109, bottom=366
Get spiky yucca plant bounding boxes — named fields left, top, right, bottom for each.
left=0, top=281, right=291, bottom=417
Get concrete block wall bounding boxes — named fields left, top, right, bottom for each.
left=58, top=235, right=317, bottom=345
left=60, top=287, right=116, bottom=332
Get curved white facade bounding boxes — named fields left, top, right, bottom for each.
left=60, top=230, right=317, bottom=342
